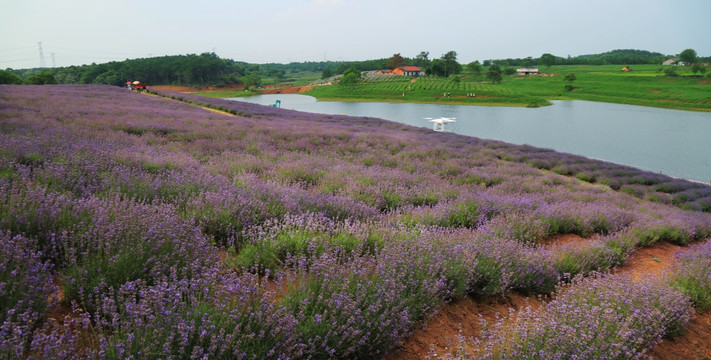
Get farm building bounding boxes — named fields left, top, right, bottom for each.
left=516, top=68, right=540, bottom=75
left=392, top=66, right=424, bottom=76
left=376, top=69, right=394, bottom=75
left=662, top=58, right=678, bottom=65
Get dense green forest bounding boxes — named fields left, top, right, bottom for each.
left=487, top=49, right=671, bottom=67
left=2, top=49, right=707, bottom=87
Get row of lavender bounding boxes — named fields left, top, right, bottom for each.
left=1, top=85, right=710, bottom=359
left=149, top=87, right=711, bottom=212
left=437, top=239, right=711, bottom=359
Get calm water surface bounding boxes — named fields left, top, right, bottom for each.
left=229, top=94, right=711, bottom=183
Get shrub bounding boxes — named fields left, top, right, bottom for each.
left=0, top=233, right=55, bottom=358
left=670, top=241, right=711, bottom=312
left=575, top=171, right=596, bottom=183
left=464, top=273, right=692, bottom=359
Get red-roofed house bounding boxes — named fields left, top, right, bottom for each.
left=392, top=66, right=424, bottom=76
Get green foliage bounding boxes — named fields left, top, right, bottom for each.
left=664, top=67, right=679, bottom=77
left=440, top=50, right=461, bottom=76
left=234, top=230, right=319, bottom=275
left=321, top=68, right=334, bottom=79
left=414, top=51, right=430, bottom=68
left=487, top=65, right=502, bottom=84
left=427, top=59, right=445, bottom=76
left=540, top=53, right=556, bottom=68
left=62, top=239, right=179, bottom=311
left=563, top=49, right=667, bottom=65
left=632, top=225, right=692, bottom=247
left=679, top=48, right=697, bottom=65
left=18, top=152, right=44, bottom=167
left=691, top=64, right=706, bottom=75
left=672, top=273, right=711, bottom=313
left=26, top=72, right=57, bottom=85
left=564, top=73, right=576, bottom=91
left=233, top=229, right=382, bottom=276
left=241, top=74, right=262, bottom=88
left=0, top=70, right=23, bottom=84
left=306, top=64, right=711, bottom=111
left=23, top=52, right=234, bottom=87
left=439, top=200, right=481, bottom=228
left=341, top=66, right=362, bottom=86
left=575, top=172, right=595, bottom=183
left=467, top=61, right=482, bottom=76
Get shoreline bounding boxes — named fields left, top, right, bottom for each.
left=197, top=90, right=710, bottom=112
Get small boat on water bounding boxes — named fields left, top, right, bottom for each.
left=425, top=117, right=456, bottom=131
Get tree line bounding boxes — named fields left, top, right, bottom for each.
left=3, top=53, right=244, bottom=87
left=2, top=49, right=707, bottom=86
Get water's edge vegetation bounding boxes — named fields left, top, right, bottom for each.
left=1, top=84, right=710, bottom=359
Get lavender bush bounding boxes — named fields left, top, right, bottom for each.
left=439, top=273, right=693, bottom=359
left=1, top=85, right=710, bottom=358
left=0, top=233, right=54, bottom=358
left=670, top=240, right=711, bottom=312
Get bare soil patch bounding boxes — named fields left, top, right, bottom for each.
left=651, top=310, right=711, bottom=359
left=613, top=240, right=678, bottom=280
left=256, top=86, right=313, bottom=94
left=385, top=293, right=540, bottom=360
left=541, top=233, right=588, bottom=248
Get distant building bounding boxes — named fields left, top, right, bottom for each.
left=376, top=69, right=393, bottom=75
left=662, top=58, right=678, bottom=66
left=392, top=66, right=424, bottom=76
left=516, top=68, right=539, bottom=75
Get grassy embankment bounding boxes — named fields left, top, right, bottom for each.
left=302, top=64, right=711, bottom=111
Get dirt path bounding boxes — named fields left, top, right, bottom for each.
left=384, top=293, right=540, bottom=360
left=385, top=238, right=711, bottom=360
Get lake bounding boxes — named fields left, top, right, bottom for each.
left=228, top=94, right=711, bottom=183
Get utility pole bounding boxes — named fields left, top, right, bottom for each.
left=51, top=53, right=56, bottom=68
left=38, top=42, right=46, bottom=68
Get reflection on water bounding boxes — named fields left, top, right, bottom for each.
left=229, top=94, right=711, bottom=183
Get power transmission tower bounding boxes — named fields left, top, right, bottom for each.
left=37, top=42, right=46, bottom=68
left=51, top=53, right=56, bottom=68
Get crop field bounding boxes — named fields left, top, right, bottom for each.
left=1, top=85, right=711, bottom=359
left=307, top=75, right=550, bottom=107
left=303, top=64, right=711, bottom=111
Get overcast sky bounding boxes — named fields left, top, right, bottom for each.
left=2, top=0, right=709, bottom=69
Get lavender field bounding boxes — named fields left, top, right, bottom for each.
left=1, top=84, right=710, bottom=359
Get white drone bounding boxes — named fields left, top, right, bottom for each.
left=425, top=117, right=456, bottom=132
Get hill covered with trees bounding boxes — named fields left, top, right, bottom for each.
left=3, top=49, right=708, bottom=88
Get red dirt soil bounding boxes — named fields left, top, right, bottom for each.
left=385, top=238, right=711, bottom=360
left=255, top=85, right=313, bottom=94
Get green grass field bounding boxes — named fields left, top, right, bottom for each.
left=304, top=65, right=711, bottom=111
